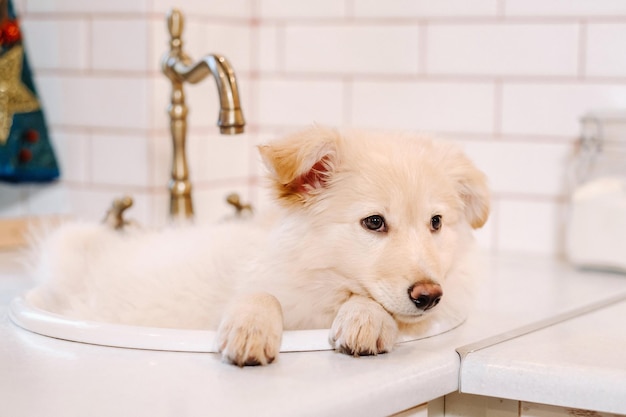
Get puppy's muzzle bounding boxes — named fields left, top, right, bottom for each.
left=408, top=280, right=443, bottom=311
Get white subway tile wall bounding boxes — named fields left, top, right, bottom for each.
left=257, top=78, right=345, bottom=127
left=586, top=24, right=626, bottom=77
left=352, top=0, right=499, bottom=18
left=458, top=140, right=572, bottom=197
left=259, top=0, right=346, bottom=18
left=90, top=133, right=151, bottom=187
left=501, top=83, right=626, bottom=137
left=21, top=19, right=89, bottom=70
left=0, top=185, right=25, bottom=217
left=92, top=19, right=150, bottom=72
left=48, top=132, right=89, bottom=184
left=36, top=75, right=151, bottom=128
left=283, top=25, right=420, bottom=75
left=497, top=199, right=565, bottom=255
left=151, top=0, right=251, bottom=18
left=350, top=81, right=494, bottom=133
left=26, top=0, right=149, bottom=14
left=426, top=24, right=579, bottom=76
left=23, top=183, right=70, bottom=216
left=504, top=0, right=626, bottom=17
left=5, top=0, right=626, bottom=256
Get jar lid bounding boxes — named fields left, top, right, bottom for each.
left=581, top=109, right=626, bottom=123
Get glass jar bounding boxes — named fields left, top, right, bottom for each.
left=566, top=111, right=626, bottom=274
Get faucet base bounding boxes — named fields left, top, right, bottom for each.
left=169, top=179, right=193, bottom=219
left=170, top=195, right=193, bottom=220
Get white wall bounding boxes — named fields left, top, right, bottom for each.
left=3, top=0, right=626, bottom=255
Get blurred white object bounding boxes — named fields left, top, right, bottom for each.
left=566, top=111, right=626, bottom=273
left=567, top=177, right=626, bottom=272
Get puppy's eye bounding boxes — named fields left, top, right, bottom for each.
left=361, top=215, right=387, bottom=232
left=430, top=215, right=442, bottom=232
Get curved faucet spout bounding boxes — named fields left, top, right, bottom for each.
left=170, top=54, right=245, bottom=134
left=161, top=8, right=245, bottom=135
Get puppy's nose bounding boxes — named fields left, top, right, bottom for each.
left=408, top=281, right=443, bottom=311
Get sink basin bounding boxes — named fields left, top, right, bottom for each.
left=9, top=289, right=466, bottom=353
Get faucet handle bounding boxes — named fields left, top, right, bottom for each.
left=166, top=8, right=184, bottom=41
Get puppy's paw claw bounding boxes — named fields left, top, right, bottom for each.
left=329, top=296, right=398, bottom=356
left=217, top=325, right=280, bottom=366
left=219, top=328, right=280, bottom=366
left=216, top=293, right=283, bottom=367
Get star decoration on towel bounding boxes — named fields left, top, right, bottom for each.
left=0, top=44, right=40, bottom=145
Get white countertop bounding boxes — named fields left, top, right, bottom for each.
left=459, top=298, right=626, bottom=415
left=1, top=250, right=625, bottom=417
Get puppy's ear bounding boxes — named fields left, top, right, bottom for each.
left=258, top=126, right=341, bottom=205
left=447, top=149, right=490, bottom=229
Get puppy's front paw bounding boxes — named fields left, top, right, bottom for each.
left=216, top=293, right=283, bottom=366
left=329, top=295, right=398, bottom=356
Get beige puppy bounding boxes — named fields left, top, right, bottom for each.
left=30, top=126, right=489, bottom=366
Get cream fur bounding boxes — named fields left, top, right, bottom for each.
left=28, top=126, right=490, bottom=366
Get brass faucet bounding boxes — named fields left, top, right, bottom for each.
left=102, top=196, right=136, bottom=230
left=161, top=8, right=245, bottom=220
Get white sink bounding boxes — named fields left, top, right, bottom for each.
left=9, top=289, right=466, bottom=353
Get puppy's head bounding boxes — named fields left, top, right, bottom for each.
left=259, top=126, right=490, bottom=325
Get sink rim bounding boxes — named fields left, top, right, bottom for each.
left=9, top=294, right=466, bottom=353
